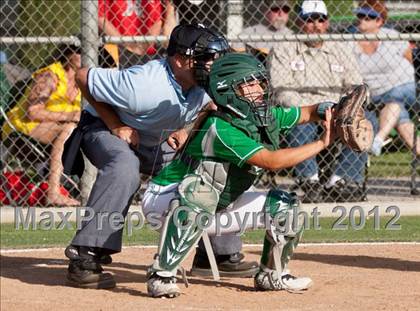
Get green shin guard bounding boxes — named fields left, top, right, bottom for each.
left=260, top=190, right=304, bottom=275
left=151, top=174, right=220, bottom=276
left=260, top=229, right=303, bottom=271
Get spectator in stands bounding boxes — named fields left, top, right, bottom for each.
left=352, top=0, right=419, bottom=156
left=2, top=45, right=82, bottom=206
left=236, top=0, right=292, bottom=53
left=98, top=0, right=177, bottom=68
left=268, top=0, right=377, bottom=202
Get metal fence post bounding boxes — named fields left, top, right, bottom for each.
left=80, top=0, right=98, bottom=205
left=226, top=0, right=243, bottom=39
left=81, top=0, right=98, bottom=68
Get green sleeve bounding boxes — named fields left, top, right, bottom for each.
left=272, top=106, right=301, bottom=134
left=203, top=117, right=264, bottom=167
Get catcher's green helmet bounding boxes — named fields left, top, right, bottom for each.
left=208, top=53, right=273, bottom=127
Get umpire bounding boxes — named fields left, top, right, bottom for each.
left=64, top=24, right=258, bottom=289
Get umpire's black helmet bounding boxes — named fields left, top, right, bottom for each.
left=167, top=23, right=230, bottom=89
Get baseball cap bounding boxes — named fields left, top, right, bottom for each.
left=167, top=24, right=204, bottom=56
left=167, top=24, right=221, bottom=56
left=299, top=0, right=328, bottom=18
left=354, top=7, right=381, bottom=18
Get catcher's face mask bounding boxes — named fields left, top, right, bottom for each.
left=234, top=73, right=273, bottom=127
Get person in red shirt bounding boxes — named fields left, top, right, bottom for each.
left=98, top=0, right=177, bottom=67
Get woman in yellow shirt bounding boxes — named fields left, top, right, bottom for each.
left=4, top=45, right=81, bottom=206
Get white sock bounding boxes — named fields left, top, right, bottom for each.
left=326, top=174, right=343, bottom=188
left=371, top=136, right=384, bottom=156
left=308, top=173, right=319, bottom=182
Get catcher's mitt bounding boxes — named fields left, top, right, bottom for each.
left=335, top=84, right=374, bottom=152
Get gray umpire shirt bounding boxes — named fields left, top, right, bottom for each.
left=86, top=58, right=211, bottom=147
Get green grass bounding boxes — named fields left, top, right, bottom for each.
left=244, top=216, right=420, bottom=243
left=1, top=216, right=419, bottom=249
left=11, top=0, right=81, bottom=70
left=369, top=151, right=418, bottom=177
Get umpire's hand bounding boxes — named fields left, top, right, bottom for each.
left=167, top=128, right=188, bottom=150
left=112, top=125, right=140, bottom=149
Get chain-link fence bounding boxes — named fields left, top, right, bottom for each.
left=1, top=0, right=419, bottom=206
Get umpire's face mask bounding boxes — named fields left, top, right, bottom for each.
left=193, top=51, right=225, bottom=90
left=192, top=35, right=230, bottom=90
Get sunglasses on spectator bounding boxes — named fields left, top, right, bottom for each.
left=270, top=6, right=291, bottom=14
left=303, top=14, right=328, bottom=23
left=356, top=13, right=379, bottom=21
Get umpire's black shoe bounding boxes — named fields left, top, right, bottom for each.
left=323, top=179, right=367, bottom=202
left=190, top=252, right=259, bottom=278
left=66, top=247, right=116, bottom=289
left=65, top=244, right=113, bottom=265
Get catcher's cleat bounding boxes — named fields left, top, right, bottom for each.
left=190, top=252, right=259, bottom=278
left=147, top=272, right=180, bottom=298
left=66, top=258, right=116, bottom=289
left=65, top=245, right=113, bottom=265
left=254, top=269, right=313, bottom=292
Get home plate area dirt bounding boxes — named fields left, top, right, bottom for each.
left=1, top=244, right=419, bottom=310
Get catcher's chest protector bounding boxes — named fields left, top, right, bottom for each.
left=206, top=112, right=280, bottom=209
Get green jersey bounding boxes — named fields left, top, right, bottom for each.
left=152, top=106, right=301, bottom=208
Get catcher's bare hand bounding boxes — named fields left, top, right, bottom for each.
left=112, top=125, right=139, bottom=148
left=167, top=128, right=188, bottom=150
left=320, top=108, right=336, bottom=148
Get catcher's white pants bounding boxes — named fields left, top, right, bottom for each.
left=142, top=182, right=270, bottom=235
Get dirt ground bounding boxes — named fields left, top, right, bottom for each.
left=1, top=243, right=420, bottom=311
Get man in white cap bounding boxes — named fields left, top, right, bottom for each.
left=268, top=0, right=378, bottom=203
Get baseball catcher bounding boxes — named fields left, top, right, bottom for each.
left=142, top=53, right=338, bottom=298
